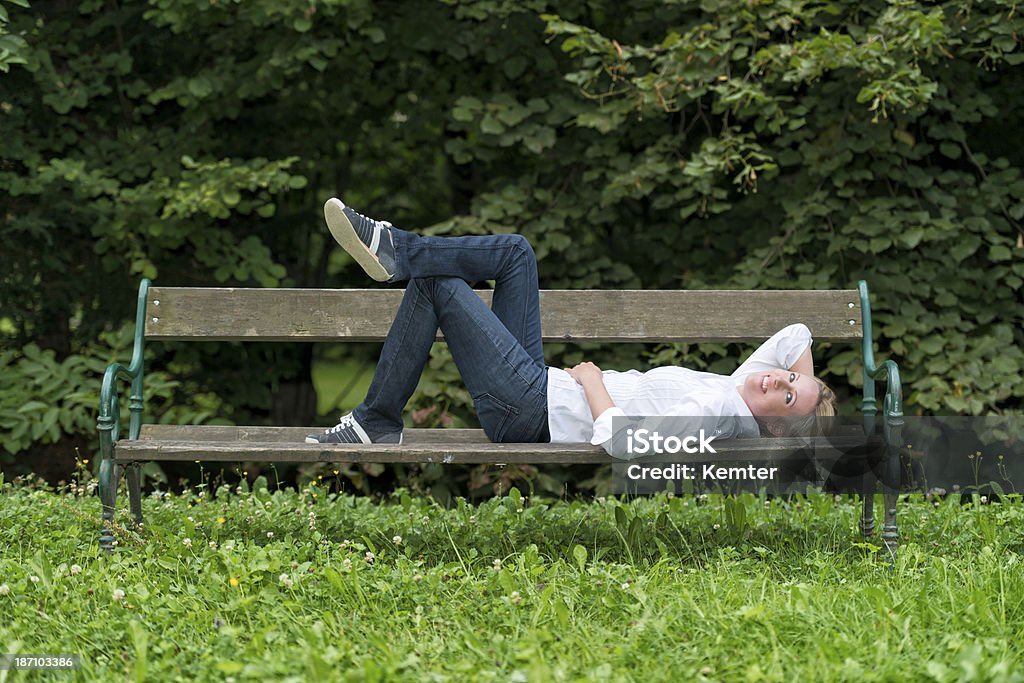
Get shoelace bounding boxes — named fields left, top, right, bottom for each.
left=324, top=414, right=357, bottom=434
left=351, top=208, right=393, bottom=231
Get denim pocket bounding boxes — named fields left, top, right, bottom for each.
left=473, top=392, right=520, bottom=442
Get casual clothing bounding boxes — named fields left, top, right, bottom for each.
left=352, top=228, right=550, bottom=443
left=546, top=324, right=814, bottom=456
left=352, top=227, right=811, bottom=453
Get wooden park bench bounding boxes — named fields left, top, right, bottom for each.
left=97, top=280, right=904, bottom=557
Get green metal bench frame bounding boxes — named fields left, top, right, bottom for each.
left=97, top=280, right=903, bottom=556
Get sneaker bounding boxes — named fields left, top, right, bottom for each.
left=324, top=197, right=397, bottom=282
left=305, top=413, right=403, bottom=445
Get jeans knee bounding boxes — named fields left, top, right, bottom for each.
left=509, top=234, right=534, bottom=257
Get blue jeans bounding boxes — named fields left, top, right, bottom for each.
left=351, top=229, right=550, bottom=443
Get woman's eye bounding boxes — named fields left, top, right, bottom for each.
left=789, top=373, right=796, bottom=382
left=786, top=391, right=793, bottom=405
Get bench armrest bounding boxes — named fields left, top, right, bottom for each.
left=97, top=279, right=151, bottom=461
left=858, top=281, right=904, bottom=446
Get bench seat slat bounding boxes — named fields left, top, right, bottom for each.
left=139, top=425, right=491, bottom=444
left=146, top=288, right=863, bottom=342
left=117, top=435, right=867, bottom=464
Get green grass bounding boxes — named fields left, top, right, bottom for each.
left=1, top=474, right=1022, bottom=682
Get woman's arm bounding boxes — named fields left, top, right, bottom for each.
left=789, top=346, right=814, bottom=376
left=565, top=361, right=614, bottom=419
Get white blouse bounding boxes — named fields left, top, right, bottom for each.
left=545, top=323, right=814, bottom=456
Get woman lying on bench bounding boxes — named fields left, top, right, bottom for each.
left=306, top=198, right=837, bottom=456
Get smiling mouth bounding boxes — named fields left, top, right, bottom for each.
left=761, top=375, right=769, bottom=394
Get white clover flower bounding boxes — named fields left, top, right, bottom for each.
left=364, top=551, right=375, bottom=564
left=712, top=524, right=721, bottom=530
left=516, top=508, right=524, bottom=513
left=392, top=535, right=403, bottom=546
left=278, top=573, right=293, bottom=588
left=492, top=559, right=502, bottom=571
left=112, top=588, right=125, bottom=601
left=621, top=582, right=630, bottom=590
left=209, top=541, right=218, bottom=550
left=510, top=591, right=522, bottom=605
left=30, top=575, right=40, bottom=584
left=0, top=583, right=9, bottom=595
left=70, top=564, right=82, bottom=576
left=266, top=531, right=274, bottom=539
left=182, top=538, right=192, bottom=549
left=981, top=496, right=989, bottom=504
left=342, top=558, right=352, bottom=570
left=187, top=516, right=194, bottom=522
left=469, top=515, right=477, bottom=524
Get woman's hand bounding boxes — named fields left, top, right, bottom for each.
left=565, top=361, right=603, bottom=386
left=565, top=362, right=614, bottom=419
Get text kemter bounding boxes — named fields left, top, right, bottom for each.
left=626, top=464, right=780, bottom=481
left=626, top=428, right=718, bottom=455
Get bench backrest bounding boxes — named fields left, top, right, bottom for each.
left=144, top=288, right=864, bottom=343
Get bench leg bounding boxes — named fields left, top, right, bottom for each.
left=98, top=459, right=120, bottom=553
left=126, top=462, right=144, bottom=527
left=860, top=479, right=875, bottom=537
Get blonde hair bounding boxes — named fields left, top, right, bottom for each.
left=809, top=376, right=837, bottom=437
left=759, top=376, right=838, bottom=437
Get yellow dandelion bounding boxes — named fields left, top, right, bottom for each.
left=217, top=517, right=226, bottom=524
left=229, top=577, right=240, bottom=587
left=83, top=459, right=90, bottom=464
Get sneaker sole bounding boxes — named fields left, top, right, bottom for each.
left=324, top=198, right=391, bottom=282
left=303, top=434, right=404, bottom=444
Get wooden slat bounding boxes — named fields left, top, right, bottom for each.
left=145, top=288, right=863, bottom=342
left=139, top=424, right=864, bottom=443
left=140, top=425, right=490, bottom=444
left=115, top=436, right=869, bottom=464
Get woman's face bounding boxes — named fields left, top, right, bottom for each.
left=740, top=369, right=820, bottom=417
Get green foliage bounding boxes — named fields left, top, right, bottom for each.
left=1, top=0, right=1022, bottom=477
left=0, top=344, right=102, bottom=456
left=540, top=0, right=1024, bottom=415
left=0, top=326, right=227, bottom=461
left=0, top=0, right=30, bottom=73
